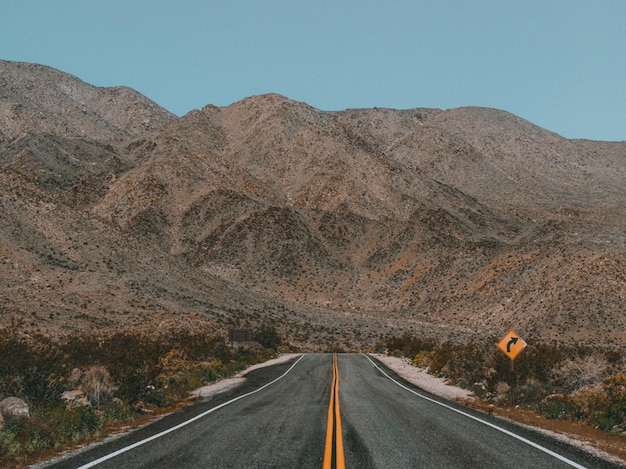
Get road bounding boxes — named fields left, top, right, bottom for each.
left=43, top=354, right=620, bottom=469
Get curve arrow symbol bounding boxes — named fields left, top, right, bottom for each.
left=506, top=337, right=518, bottom=353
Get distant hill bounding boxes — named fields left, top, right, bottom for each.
left=1, top=60, right=625, bottom=349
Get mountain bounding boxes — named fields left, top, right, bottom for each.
left=1, top=60, right=625, bottom=349
left=0, top=60, right=174, bottom=144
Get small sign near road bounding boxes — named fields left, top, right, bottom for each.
left=229, top=329, right=250, bottom=343
left=497, top=330, right=526, bottom=360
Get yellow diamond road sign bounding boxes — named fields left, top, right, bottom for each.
left=497, top=330, right=526, bottom=360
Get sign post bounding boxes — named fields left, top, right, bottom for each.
left=229, top=329, right=250, bottom=350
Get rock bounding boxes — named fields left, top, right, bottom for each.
left=111, top=397, right=124, bottom=407
left=0, top=396, right=30, bottom=420
left=61, top=389, right=90, bottom=407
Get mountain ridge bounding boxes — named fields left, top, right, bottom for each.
left=1, top=59, right=624, bottom=349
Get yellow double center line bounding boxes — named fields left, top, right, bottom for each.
left=323, top=353, right=345, bottom=469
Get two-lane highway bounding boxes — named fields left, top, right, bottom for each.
left=43, top=354, right=620, bottom=468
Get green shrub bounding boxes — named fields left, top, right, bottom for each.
left=535, top=395, right=577, bottom=420
left=383, top=334, right=438, bottom=358
left=594, top=374, right=626, bottom=433
left=253, top=325, right=283, bottom=351
left=45, top=405, right=102, bottom=445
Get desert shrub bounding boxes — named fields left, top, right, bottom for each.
left=0, top=332, right=67, bottom=404
left=1, top=414, right=49, bottom=457
left=535, top=394, right=578, bottom=420
left=0, top=425, right=17, bottom=460
left=79, top=365, right=117, bottom=409
left=197, top=359, right=224, bottom=383
left=100, top=400, right=138, bottom=424
left=428, top=342, right=456, bottom=374
left=439, top=341, right=492, bottom=385
left=505, top=378, right=548, bottom=406
left=156, top=350, right=211, bottom=400
left=219, top=360, right=247, bottom=377
left=262, top=347, right=279, bottom=358
left=594, top=374, right=626, bottom=433
left=412, top=350, right=435, bottom=368
left=99, top=332, right=163, bottom=403
left=165, top=328, right=232, bottom=363
left=383, top=334, right=438, bottom=358
left=253, top=325, right=283, bottom=351
left=44, top=405, right=102, bottom=445
left=603, top=374, right=626, bottom=402
left=0, top=406, right=93, bottom=457
left=550, top=354, right=609, bottom=394
left=493, top=381, right=511, bottom=400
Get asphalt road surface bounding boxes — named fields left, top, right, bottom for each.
left=42, top=354, right=621, bottom=469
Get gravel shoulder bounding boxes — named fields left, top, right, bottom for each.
left=190, top=353, right=302, bottom=398
left=370, top=353, right=474, bottom=401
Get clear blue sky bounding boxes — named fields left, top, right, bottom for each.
left=2, top=1, right=625, bottom=141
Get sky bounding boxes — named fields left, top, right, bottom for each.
left=1, top=1, right=625, bottom=141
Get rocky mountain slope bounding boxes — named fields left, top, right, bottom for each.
left=1, top=60, right=625, bottom=349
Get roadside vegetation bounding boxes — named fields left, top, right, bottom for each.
left=378, top=334, right=626, bottom=435
left=0, top=319, right=285, bottom=466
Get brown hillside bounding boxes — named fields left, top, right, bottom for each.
left=1, top=60, right=624, bottom=349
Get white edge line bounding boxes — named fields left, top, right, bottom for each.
left=364, top=354, right=588, bottom=469
left=77, top=354, right=306, bottom=469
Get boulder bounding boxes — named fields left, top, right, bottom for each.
left=61, top=389, right=90, bottom=407
left=0, top=396, right=30, bottom=420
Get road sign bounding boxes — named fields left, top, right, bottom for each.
left=497, top=330, right=526, bottom=360
left=229, top=329, right=250, bottom=343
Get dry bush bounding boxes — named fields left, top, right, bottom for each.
left=412, top=351, right=435, bottom=368
left=550, top=354, right=609, bottom=394
left=79, top=366, right=117, bottom=410
left=494, top=381, right=510, bottom=399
